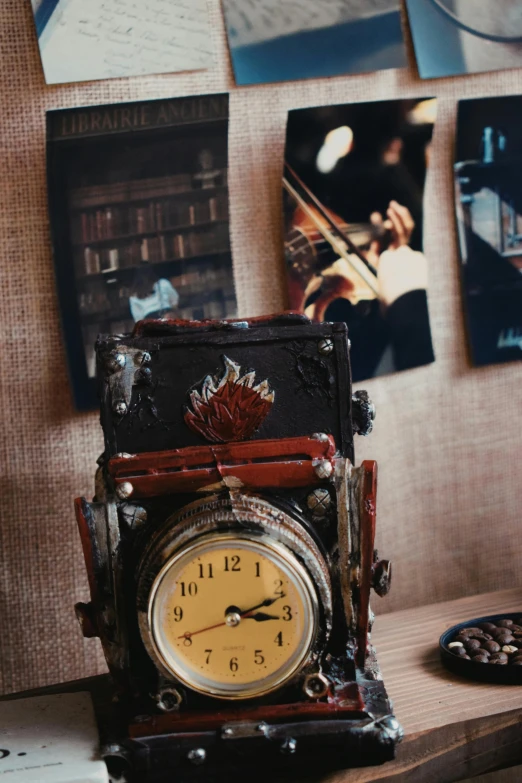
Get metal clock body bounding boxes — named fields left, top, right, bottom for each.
left=75, top=314, right=400, bottom=781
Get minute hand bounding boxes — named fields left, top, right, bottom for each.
left=239, top=594, right=286, bottom=617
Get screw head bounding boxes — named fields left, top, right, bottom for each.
left=307, top=489, right=331, bottom=518
left=140, top=351, right=152, bottom=364
left=187, top=748, right=206, bottom=765
left=318, top=338, right=333, bottom=355
left=280, top=737, right=297, bottom=755
left=157, top=689, right=182, bottom=712
left=314, top=459, right=333, bottom=480
left=113, top=400, right=127, bottom=416
left=303, top=673, right=330, bottom=699
left=116, top=481, right=134, bottom=500
left=223, top=727, right=233, bottom=736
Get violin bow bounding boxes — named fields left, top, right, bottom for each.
left=283, top=162, right=379, bottom=295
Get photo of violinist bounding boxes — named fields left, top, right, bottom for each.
left=283, top=97, right=437, bottom=382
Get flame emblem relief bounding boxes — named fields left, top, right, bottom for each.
left=184, top=357, right=275, bottom=443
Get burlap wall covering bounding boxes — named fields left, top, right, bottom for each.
left=1, top=0, right=522, bottom=696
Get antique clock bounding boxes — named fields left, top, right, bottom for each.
left=75, top=314, right=401, bottom=781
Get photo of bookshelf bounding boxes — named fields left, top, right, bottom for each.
left=47, top=94, right=236, bottom=409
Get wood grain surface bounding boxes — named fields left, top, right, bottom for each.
left=320, top=588, right=522, bottom=782
left=3, top=589, right=522, bottom=782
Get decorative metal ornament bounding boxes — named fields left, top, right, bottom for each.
left=183, top=356, right=274, bottom=443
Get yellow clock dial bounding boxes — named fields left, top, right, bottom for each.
left=147, top=533, right=318, bottom=699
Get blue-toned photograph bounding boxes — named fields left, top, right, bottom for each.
left=221, top=0, right=406, bottom=86
left=455, top=95, right=522, bottom=367
left=406, top=0, right=522, bottom=79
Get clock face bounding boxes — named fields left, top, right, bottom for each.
left=147, top=533, right=318, bottom=699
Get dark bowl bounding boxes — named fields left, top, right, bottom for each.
left=439, top=612, right=522, bottom=684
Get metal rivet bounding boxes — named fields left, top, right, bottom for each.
left=116, top=482, right=134, bottom=500
left=280, top=738, right=297, bottom=755
left=187, top=748, right=206, bottom=765
left=303, top=673, right=330, bottom=699
left=113, top=400, right=127, bottom=416
left=223, top=727, right=233, bottom=736
left=318, top=338, right=333, bottom=355
left=106, top=352, right=126, bottom=373
left=133, top=714, right=150, bottom=724
left=381, top=716, right=400, bottom=732
left=311, top=432, right=329, bottom=443
left=314, top=460, right=333, bottom=480
left=307, top=489, right=331, bottom=518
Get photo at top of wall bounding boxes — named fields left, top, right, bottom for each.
left=406, top=0, right=522, bottom=79
left=31, top=0, right=213, bottom=84
left=221, top=0, right=406, bottom=85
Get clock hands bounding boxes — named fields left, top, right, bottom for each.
left=178, top=593, right=286, bottom=642
left=238, top=594, right=285, bottom=617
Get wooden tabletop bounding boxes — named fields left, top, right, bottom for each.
left=3, top=589, right=522, bottom=782
left=322, top=587, right=522, bottom=782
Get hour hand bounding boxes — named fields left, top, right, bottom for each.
left=245, top=612, right=280, bottom=622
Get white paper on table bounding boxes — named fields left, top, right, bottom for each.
left=34, top=0, right=213, bottom=85
left=0, top=692, right=108, bottom=782
left=222, top=0, right=400, bottom=49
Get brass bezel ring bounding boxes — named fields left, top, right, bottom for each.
left=136, top=494, right=332, bottom=700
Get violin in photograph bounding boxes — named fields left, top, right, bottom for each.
left=75, top=313, right=401, bottom=781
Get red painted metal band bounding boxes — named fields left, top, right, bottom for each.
left=356, top=460, right=377, bottom=669
left=129, top=682, right=364, bottom=737
left=108, top=435, right=336, bottom=497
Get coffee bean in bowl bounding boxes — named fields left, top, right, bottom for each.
left=440, top=613, right=522, bottom=683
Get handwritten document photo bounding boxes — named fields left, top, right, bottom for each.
left=31, top=0, right=213, bottom=84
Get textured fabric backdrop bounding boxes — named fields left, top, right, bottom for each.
left=1, top=0, right=522, bottom=695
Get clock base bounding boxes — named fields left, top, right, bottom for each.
left=106, top=675, right=401, bottom=781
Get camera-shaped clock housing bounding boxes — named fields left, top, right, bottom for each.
left=75, top=314, right=400, bottom=780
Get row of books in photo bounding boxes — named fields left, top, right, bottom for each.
left=77, top=223, right=230, bottom=277
left=69, top=171, right=228, bottom=210
left=71, top=191, right=229, bottom=245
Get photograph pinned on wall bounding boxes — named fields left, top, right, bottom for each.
left=47, top=94, right=236, bottom=410
left=31, top=0, right=213, bottom=85
left=406, top=0, right=522, bottom=79
left=283, top=98, right=437, bottom=383
left=455, top=95, right=522, bottom=367
left=221, top=0, right=406, bottom=86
